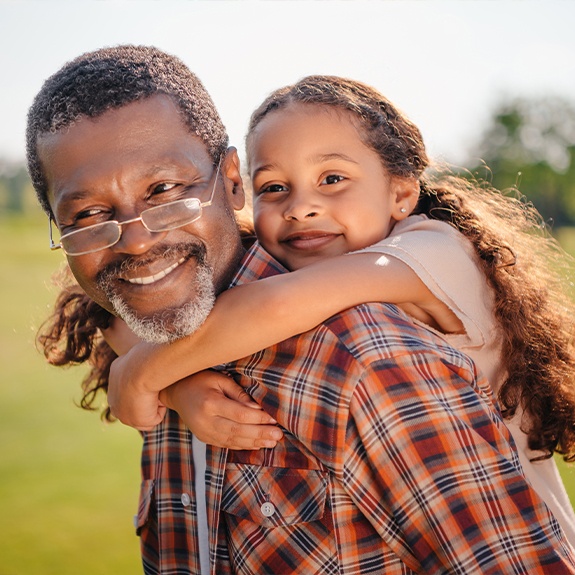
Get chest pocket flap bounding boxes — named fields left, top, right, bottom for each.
left=222, top=464, right=329, bottom=528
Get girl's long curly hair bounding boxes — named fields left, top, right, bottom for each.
left=413, top=175, right=575, bottom=462
left=38, top=266, right=117, bottom=421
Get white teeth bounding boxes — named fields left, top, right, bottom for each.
left=127, top=258, right=186, bottom=285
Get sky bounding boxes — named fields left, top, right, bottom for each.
left=1, top=0, right=574, bottom=169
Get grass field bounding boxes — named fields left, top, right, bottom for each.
left=2, top=213, right=575, bottom=574
left=0, top=214, right=141, bottom=574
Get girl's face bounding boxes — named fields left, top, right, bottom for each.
left=249, top=103, right=413, bottom=271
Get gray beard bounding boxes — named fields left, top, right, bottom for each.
left=98, top=244, right=216, bottom=344
left=108, top=265, right=216, bottom=344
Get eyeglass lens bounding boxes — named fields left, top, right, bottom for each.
left=61, top=197, right=203, bottom=255
left=141, top=198, right=201, bottom=230
left=61, top=222, right=121, bottom=255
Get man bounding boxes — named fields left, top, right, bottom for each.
left=27, top=45, right=575, bottom=574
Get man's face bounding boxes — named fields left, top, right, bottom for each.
left=39, top=95, right=245, bottom=342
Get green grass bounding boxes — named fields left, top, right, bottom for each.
left=0, top=213, right=141, bottom=574
left=2, top=213, right=575, bottom=574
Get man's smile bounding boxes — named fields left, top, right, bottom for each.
left=96, top=242, right=206, bottom=302
left=126, top=257, right=187, bottom=285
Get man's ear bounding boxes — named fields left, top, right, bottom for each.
left=391, top=177, right=420, bottom=221
left=222, top=147, right=245, bottom=210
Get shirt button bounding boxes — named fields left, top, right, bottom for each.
left=181, top=493, right=191, bottom=507
left=260, top=502, right=276, bottom=517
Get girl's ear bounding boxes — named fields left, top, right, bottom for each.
left=222, top=147, right=246, bottom=210
left=391, top=177, right=420, bottom=221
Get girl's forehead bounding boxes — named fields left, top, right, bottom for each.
left=246, top=105, right=388, bottom=186
left=250, top=102, right=363, bottom=145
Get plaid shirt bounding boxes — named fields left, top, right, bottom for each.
left=138, top=243, right=575, bottom=574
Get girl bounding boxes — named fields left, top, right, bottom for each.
left=41, top=76, right=575, bottom=543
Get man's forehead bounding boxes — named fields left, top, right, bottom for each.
left=38, top=96, right=211, bottom=169
left=39, top=95, right=197, bottom=145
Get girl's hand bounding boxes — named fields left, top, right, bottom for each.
left=108, top=350, right=166, bottom=430
left=161, top=370, right=284, bottom=450
left=102, top=318, right=164, bottom=430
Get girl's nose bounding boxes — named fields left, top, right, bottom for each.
left=283, top=189, right=323, bottom=221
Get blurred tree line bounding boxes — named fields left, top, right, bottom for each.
left=464, top=95, right=575, bottom=229
left=2, top=95, right=575, bottom=229
left=0, top=160, right=37, bottom=215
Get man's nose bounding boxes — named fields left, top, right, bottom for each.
left=111, top=218, right=168, bottom=255
left=283, top=189, right=323, bottom=221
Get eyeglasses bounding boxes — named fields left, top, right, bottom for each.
left=49, top=160, right=221, bottom=256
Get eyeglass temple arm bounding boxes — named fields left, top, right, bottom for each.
left=49, top=218, right=62, bottom=251
left=201, top=158, right=222, bottom=209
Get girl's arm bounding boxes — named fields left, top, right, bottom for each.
left=107, top=252, right=462, bottom=428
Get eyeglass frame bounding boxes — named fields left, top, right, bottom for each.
left=48, top=159, right=221, bottom=256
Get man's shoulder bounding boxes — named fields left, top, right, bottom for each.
left=323, top=302, right=473, bottom=371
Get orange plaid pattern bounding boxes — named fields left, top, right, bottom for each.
left=138, top=244, right=575, bottom=574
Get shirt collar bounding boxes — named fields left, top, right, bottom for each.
left=229, top=241, right=288, bottom=288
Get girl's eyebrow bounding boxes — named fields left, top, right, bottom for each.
left=253, top=153, right=359, bottom=177
left=251, top=163, right=276, bottom=178
left=314, top=152, right=359, bottom=165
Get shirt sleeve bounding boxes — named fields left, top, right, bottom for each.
left=343, top=346, right=575, bottom=574
left=354, top=215, right=497, bottom=351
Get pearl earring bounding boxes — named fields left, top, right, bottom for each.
left=400, top=207, right=407, bottom=213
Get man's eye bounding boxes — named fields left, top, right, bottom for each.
left=321, top=174, right=345, bottom=185
left=74, top=208, right=102, bottom=220
left=61, top=208, right=108, bottom=232
left=152, top=182, right=178, bottom=194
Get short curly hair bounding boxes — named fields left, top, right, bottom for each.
left=26, top=44, right=229, bottom=215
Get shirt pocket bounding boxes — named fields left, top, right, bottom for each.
left=222, top=464, right=329, bottom=528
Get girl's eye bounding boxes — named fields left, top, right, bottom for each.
left=258, top=183, right=288, bottom=195
left=321, top=174, right=345, bottom=185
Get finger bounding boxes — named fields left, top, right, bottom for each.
left=206, top=393, right=277, bottom=425
left=199, top=422, right=284, bottom=450
left=218, top=376, right=262, bottom=408
left=113, top=405, right=166, bottom=430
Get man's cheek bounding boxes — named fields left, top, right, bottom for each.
left=67, top=260, right=113, bottom=313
